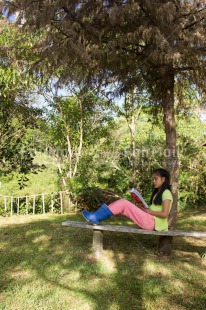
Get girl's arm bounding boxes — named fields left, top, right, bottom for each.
left=145, top=199, right=171, bottom=218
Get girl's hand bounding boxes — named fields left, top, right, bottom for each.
left=137, top=204, right=147, bottom=211
left=144, top=208, right=151, bottom=214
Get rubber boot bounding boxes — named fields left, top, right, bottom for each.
left=82, top=203, right=113, bottom=225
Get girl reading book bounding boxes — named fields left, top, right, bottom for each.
left=82, top=168, right=173, bottom=231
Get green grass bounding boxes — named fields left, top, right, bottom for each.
left=0, top=211, right=206, bottom=310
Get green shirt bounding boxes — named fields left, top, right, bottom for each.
left=149, top=189, right=173, bottom=231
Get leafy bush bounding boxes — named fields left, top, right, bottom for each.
left=72, top=186, right=120, bottom=211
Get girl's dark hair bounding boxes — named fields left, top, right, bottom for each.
left=150, top=168, right=172, bottom=205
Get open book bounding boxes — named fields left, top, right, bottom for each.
left=130, top=188, right=149, bottom=208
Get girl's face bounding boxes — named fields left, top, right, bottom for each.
left=152, top=173, right=165, bottom=189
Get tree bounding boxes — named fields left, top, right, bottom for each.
left=115, top=89, right=148, bottom=188
left=0, top=20, right=44, bottom=187
left=47, top=85, right=113, bottom=193
left=3, top=1, right=206, bottom=229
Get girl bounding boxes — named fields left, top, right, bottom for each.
left=82, top=168, right=173, bottom=231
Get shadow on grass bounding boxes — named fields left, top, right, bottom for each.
left=0, top=213, right=206, bottom=309
left=0, top=214, right=144, bottom=309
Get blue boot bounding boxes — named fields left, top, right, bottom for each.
left=82, top=203, right=113, bottom=225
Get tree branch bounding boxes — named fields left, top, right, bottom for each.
left=183, top=17, right=205, bottom=30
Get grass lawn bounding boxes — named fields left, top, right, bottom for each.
left=0, top=211, right=206, bottom=310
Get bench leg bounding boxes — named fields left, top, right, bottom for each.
left=93, top=230, right=103, bottom=259
left=158, top=236, right=173, bottom=256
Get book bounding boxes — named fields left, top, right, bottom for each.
left=129, top=188, right=149, bottom=208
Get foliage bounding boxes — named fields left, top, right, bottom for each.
left=4, top=0, right=206, bottom=228
left=0, top=16, right=205, bottom=212
left=0, top=22, right=46, bottom=187
left=0, top=96, right=205, bottom=212
left=177, top=116, right=206, bottom=209
left=4, top=1, right=205, bottom=89
left=46, top=85, right=115, bottom=195
left=73, top=186, right=120, bottom=211
left=68, top=111, right=205, bottom=210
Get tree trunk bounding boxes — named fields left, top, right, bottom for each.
left=126, top=90, right=142, bottom=188
left=159, top=66, right=179, bottom=254
left=161, top=66, right=179, bottom=228
left=73, top=99, right=83, bottom=177
left=57, top=162, right=67, bottom=188
left=66, top=134, right=73, bottom=178
left=129, top=113, right=137, bottom=188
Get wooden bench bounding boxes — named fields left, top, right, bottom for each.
left=62, top=221, right=206, bottom=259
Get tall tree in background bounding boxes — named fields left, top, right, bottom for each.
left=116, top=89, right=148, bottom=188
left=48, top=84, right=113, bottom=189
left=0, top=20, right=44, bottom=187
left=3, top=0, right=206, bottom=228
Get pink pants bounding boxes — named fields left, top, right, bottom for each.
left=108, top=199, right=155, bottom=230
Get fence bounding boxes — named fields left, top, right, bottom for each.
left=0, top=191, right=74, bottom=216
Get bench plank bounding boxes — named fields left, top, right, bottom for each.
left=62, top=221, right=206, bottom=238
